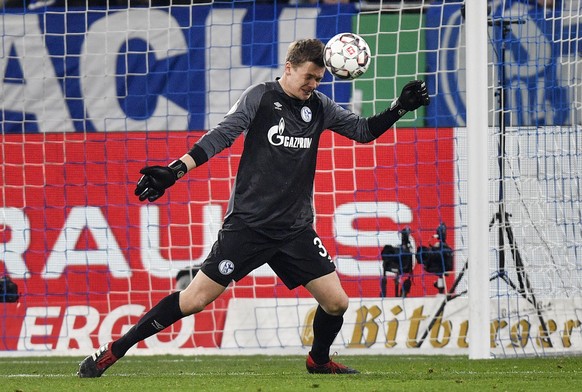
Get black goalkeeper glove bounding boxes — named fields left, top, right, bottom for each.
left=392, top=80, right=430, bottom=115
left=134, top=160, right=187, bottom=202
left=366, top=80, right=430, bottom=138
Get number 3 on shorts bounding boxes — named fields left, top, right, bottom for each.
left=313, top=236, right=332, bottom=261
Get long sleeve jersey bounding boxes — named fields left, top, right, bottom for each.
left=193, top=80, right=380, bottom=239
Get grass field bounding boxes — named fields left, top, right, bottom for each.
left=1, top=354, right=582, bottom=392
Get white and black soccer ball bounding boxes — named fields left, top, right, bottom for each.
left=323, top=33, right=371, bottom=80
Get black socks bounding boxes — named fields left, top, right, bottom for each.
left=111, top=291, right=183, bottom=358
left=309, top=305, right=344, bottom=365
left=109, top=293, right=343, bottom=365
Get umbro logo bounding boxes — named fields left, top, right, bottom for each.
left=152, top=320, right=165, bottom=331
left=274, top=102, right=282, bottom=110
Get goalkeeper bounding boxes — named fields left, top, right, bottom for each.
left=78, top=38, right=429, bottom=377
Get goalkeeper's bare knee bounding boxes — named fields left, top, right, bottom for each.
left=178, top=272, right=227, bottom=315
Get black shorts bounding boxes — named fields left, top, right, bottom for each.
left=200, top=226, right=336, bottom=289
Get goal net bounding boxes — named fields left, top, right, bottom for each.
left=429, top=0, right=582, bottom=356
left=0, top=0, right=581, bottom=358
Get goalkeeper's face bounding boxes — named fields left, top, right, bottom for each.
left=280, top=61, right=325, bottom=101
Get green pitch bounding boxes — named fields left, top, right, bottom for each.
left=1, top=355, right=581, bottom=392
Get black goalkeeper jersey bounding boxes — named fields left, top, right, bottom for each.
left=195, top=80, right=376, bottom=239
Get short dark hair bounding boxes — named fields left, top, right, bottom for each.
left=285, top=39, right=325, bottom=68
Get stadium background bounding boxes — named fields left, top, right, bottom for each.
left=1, top=1, right=581, bottom=356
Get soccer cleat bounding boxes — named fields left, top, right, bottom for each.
left=306, top=353, right=359, bottom=374
left=77, top=342, right=119, bottom=378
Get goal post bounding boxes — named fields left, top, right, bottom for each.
left=1, top=0, right=582, bottom=358
left=465, top=0, right=490, bottom=360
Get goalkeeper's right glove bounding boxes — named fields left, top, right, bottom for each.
left=134, top=160, right=187, bottom=202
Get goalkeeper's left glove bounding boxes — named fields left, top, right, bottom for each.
left=391, top=80, right=430, bottom=115
left=134, top=160, right=187, bottom=202
left=367, top=80, right=430, bottom=138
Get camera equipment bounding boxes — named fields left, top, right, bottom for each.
left=380, top=228, right=414, bottom=297
left=0, top=275, right=19, bottom=303
left=416, top=223, right=454, bottom=293
left=488, top=14, right=551, bottom=346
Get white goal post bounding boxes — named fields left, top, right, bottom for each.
left=465, top=0, right=490, bottom=360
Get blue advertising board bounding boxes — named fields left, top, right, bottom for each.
left=0, top=4, right=355, bottom=133
left=426, top=0, right=579, bottom=127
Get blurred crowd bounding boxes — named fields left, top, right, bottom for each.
left=0, top=1, right=561, bottom=11
left=1, top=0, right=405, bottom=9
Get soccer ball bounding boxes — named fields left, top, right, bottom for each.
left=323, top=33, right=371, bottom=80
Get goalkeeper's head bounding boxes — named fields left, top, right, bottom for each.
left=285, top=38, right=325, bottom=68
left=280, top=39, right=326, bottom=101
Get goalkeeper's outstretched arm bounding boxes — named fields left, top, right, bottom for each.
left=134, top=80, right=429, bottom=202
